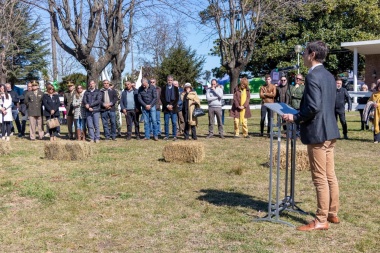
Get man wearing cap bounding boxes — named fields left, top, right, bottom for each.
left=64, top=81, right=76, bottom=139
left=206, top=79, right=224, bottom=139
left=24, top=80, right=44, bottom=140
left=160, top=75, right=179, bottom=141
left=83, top=80, right=102, bottom=143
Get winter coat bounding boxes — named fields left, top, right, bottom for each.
left=25, top=90, right=44, bottom=117
left=100, top=88, right=119, bottom=112
left=42, top=94, right=61, bottom=118
left=259, top=84, right=277, bottom=104
left=64, top=91, right=75, bottom=116
left=0, top=94, right=13, bottom=122
left=181, top=91, right=200, bottom=126
left=82, top=89, right=102, bottom=112
left=230, top=87, right=251, bottom=118
left=72, top=91, right=86, bottom=119
left=335, top=87, right=352, bottom=113
left=289, top=84, right=305, bottom=109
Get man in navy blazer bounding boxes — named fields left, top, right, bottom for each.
left=283, top=41, right=340, bottom=231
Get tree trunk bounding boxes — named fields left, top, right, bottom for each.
left=229, top=68, right=241, bottom=93
left=111, top=56, right=124, bottom=90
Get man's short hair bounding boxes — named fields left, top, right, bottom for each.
left=305, top=41, right=328, bottom=63
left=336, top=77, right=343, bottom=82
left=265, top=74, right=271, bottom=79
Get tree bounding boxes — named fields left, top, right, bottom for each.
left=200, top=0, right=317, bottom=92
left=247, top=0, right=380, bottom=77
left=0, top=1, right=49, bottom=84
left=156, top=43, right=205, bottom=87
left=47, top=0, right=135, bottom=87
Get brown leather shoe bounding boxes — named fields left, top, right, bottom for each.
left=327, top=216, right=340, bottom=224
left=296, top=219, right=329, bottom=231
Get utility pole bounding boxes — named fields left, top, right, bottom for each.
left=50, top=14, right=58, bottom=82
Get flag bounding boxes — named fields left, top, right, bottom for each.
left=135, top=67, right=142, bottom=89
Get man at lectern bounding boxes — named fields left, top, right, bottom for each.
left=282, top=41, right=340, bottom=231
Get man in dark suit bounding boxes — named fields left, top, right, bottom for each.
left=283, top=41, right=340, bottom=231
left=160, top=75, right=179, bottom=141
left=335, top=78, right=352, bottom=139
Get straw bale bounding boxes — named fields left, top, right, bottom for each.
left=269, top=144, right=309, bottom=171
left=0, top=142, right=12, bottom=155
left=162, top=141, right=205, bottom=163
left=44, top=141, right=93, bottom=160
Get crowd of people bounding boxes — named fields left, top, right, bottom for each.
left=0, top=73, right=379, bottom=143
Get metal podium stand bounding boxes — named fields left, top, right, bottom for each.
left=254, top=103, right=307, bottom=227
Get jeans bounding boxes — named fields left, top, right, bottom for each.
left=150, top=110, right=161, bottom=135
left=76, top=118, right=87, bottom=131
left=86, top=111, right=100, bottom=141
left=164, top=111, right=177, bottom=138
left=11, top=109, right=21, bottom=133
left=101, top=110, right=116, bottom=139
left=142, top=107, right=158, bottom=139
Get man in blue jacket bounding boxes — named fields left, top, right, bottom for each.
left=138, top=78, right=158, bottom=141
left=83, top=80, right=102, bottom=143
left=283, top=41, right=340, bottom=231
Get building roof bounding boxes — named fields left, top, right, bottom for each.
left=341, top=40, right=380, bottom=55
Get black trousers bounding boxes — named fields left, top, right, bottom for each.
left=260, top=106, right=272, bottom=134
left=125, top=110, right=139, bottom=136
left=183, top=111, right=196, bottom=139
left=335, top=111, right=347, bottom=135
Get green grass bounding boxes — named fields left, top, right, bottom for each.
left=0, top=111, right=379, bottom=252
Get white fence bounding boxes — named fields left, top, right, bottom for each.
left=198, top=91, right=371, bottom=110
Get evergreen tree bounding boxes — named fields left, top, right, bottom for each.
left=156, top=43, right=205, bottom=87
left=2, top=3, right=49, bottom=84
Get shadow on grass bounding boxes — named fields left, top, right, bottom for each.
left=197, top=189, right=268, bottom=211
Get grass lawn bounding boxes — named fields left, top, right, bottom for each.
left=0, top=110, right=379, bottom=252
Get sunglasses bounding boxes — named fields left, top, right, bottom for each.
left=281, top=80, right=287, bottom=81
left=296, top=78, right=303, bottom=81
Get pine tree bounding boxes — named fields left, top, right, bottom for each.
left=1, top=3, right=49, bottom=84
left=157, top=43, right=205, bottom=87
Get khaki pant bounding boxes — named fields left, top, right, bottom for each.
left=67, top=115, right=76, bottom=138
left=234, top=118, right=248, bottom=137
left=29, top=116, right=44, bottom=140
left=307, top=139, right=339, bottom=223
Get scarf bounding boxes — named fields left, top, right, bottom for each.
left=240, top=88, right=246, bottom=123
left=165, top=85, right=175, bottom=103
left=371, top=91, right=380, bottom=134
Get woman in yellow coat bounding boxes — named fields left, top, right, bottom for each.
left=230, top=77, right=251, bottom=138
left=368, top=82, right=380, bottom=143
left=181, top=83, right=200, bottom=140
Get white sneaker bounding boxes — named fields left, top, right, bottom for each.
left=6, top=137, right=10, bottom=142
left=10, top=132, right=14, bottom=136
left=44, top=133, right=50, bottom=137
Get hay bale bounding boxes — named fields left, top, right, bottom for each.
left=0, top=142, right=12, bottom=155
left=44, top=141, right=93, bottom=160
left=162, top=141, right=205, bottom=163
left=269, top=144, right=309, bottom=171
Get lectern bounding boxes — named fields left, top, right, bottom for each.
left=254, top=103, right=307, bottom=227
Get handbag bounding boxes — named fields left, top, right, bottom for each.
left=193, top=107, right=205, bottom=117
left=46, top=117, right=60, bottom=129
